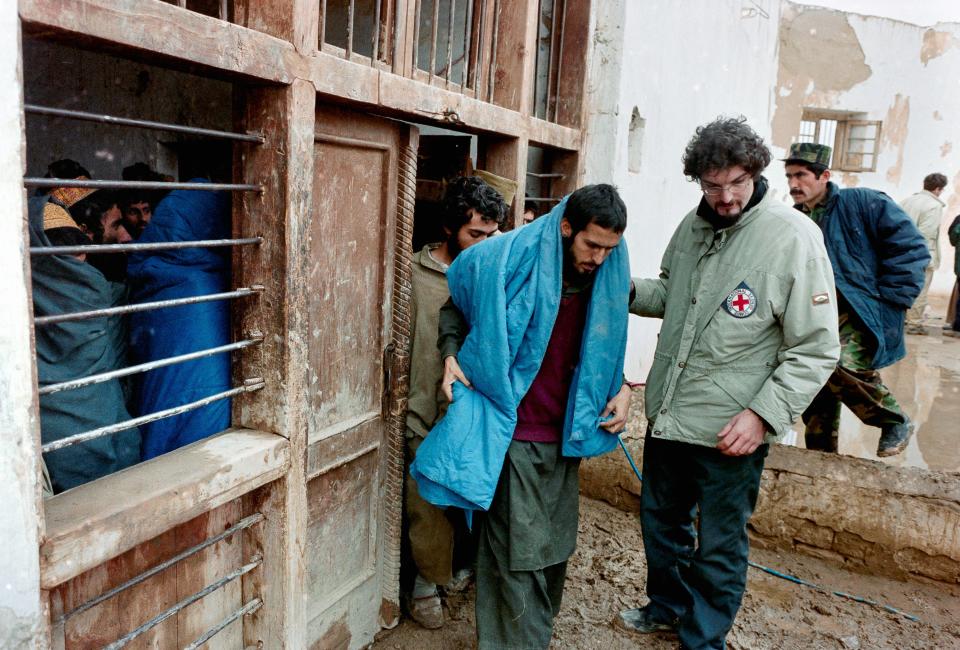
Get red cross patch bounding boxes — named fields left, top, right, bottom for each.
left=722, top=282, right=757, bottom=319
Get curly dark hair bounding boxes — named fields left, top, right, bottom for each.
left=564, top=183, right=627, bottom=235
left=69, top=190, right=120, bottom=243
left=682, top=116, right=771, bottom=181
left=442, top=175, right=509, bottom=234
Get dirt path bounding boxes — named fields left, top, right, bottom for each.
left=374, top=496, right=960, bottom=649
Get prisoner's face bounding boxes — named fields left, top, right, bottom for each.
left=561, top=219, right=621, bottom=276
left=100, top=205, right=133, bottom=244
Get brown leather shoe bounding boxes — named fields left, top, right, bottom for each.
left=410, top=594, right=444, bottom=629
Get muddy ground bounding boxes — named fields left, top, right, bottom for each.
left=373, top=495, right=960, bottom=649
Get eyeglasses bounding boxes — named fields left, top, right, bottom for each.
left=700, top=175, right=752, bottom=197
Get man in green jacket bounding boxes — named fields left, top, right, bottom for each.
left=618, top=118, right=840, bottom=650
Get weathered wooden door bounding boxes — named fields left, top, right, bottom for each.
left=305, top=105, right=417, bottom=649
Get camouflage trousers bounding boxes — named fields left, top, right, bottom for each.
left=802, top=309, right=906, bottom=452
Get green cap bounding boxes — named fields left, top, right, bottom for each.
left=784, top=142, right=832, bottom=167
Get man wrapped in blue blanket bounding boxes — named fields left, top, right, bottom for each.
left=410, top=184, right=632, bottom=649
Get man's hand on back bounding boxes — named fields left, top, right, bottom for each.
left=716, top=408, right=766, bottom=456
left=600, top=384, right=632, bottom=433
left=441, top=355, right=472, bottom=402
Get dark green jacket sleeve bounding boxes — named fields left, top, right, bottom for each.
left=437, top=297, right=469, bottom=359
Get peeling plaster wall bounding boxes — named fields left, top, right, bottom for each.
left=583, top=0, right=782, bottom=378
left=770, top=3, right=960, bottom=298
left=0, top=3, right=44, bottom=648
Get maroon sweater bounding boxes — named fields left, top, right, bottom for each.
left=513, top=290, right=590, bottom=443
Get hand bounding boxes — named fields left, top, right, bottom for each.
left=716, top=409, right=766, bottom=456
left=441, top=355, right=472, bottom=402
left=600, top=384, right=632, bottom=433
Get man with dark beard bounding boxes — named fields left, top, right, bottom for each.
left=403, top=174, right=512, bottom=629
left=619, top=118, right=839, bottom=649
left=413, top=183, right=632, bottom=648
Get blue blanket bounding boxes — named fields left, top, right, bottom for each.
left=128, top=181, right=231, bottom=459
left=410, top=198, right=630, bottom=511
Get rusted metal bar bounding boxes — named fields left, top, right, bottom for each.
left=525, top=196, right=560, bottom=202
left=373, top=0, right=383, bottom=63
left=444, top=0, right=456, bottom=82
left=552, top=0, right=567, bottom=123
left=219, top=0, right=228, bottom=20
left=30, top=236, right=262, bottom=256
left=545, top=0, right=560, bottom=120
left=428, top=0, right=440, bottom=81
left=42, top=381, right=265, bottom=453
left=412, top=0, right=423, bottom=70
left=34, top=286, right=262, bottom=326
left=24, top=178, right=262, bottom=192
left=24, top=104, right=263, bottom=143
left=475, top=0, right=486, bottom=93
left=39, top=337, right=263, bottom=396
left=487, top=0, right=500, bottom=102
left=320, top=0, right=328, bottom=47
left=58, top=514, right=264, bottom=624
left=102, top=558, right=262, bottom=649
left=183, top=598, right=263, bottom=650
left=460, top=0, right=474, bottom=89
left=347, top=0, right=355, bottom=58
left=525, top=171, right=565, bottom=179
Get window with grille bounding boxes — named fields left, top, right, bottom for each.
left=796, top=110, right=882, bottom=173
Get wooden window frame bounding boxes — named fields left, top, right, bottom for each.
left=796, top=110, right=882, bottom=173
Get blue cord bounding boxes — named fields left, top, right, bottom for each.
left=615, top=434, right=922, bottom=624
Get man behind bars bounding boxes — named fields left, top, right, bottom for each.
left=784, top=143, right=929, bottom=457
left=410, top=183, right=633, bottom=649
left=619, top=118, right=839, bottom=649
left=403, top=174, right=512, bottom=629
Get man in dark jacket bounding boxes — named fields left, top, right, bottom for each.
left=784, top=143, right=930, bottom=457
left=946, top=214, right=960, bottom=338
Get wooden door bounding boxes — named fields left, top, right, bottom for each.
left=305, top=105, right=417, bottom=649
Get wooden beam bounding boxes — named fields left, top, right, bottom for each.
left=40, top=429, right=290, bottom=589
left=479, top=135, right=527, bottom=226
left=308, top=51, right=381, bottom=106
left=233, top=79, right=315, bottom=649
left=19, top=0, right=296, bottom=83
left=489, top=0, right=536, bottom=112
left=526, top=116, right=581, bottom=151
left=232, top=0, right=319, bottom=56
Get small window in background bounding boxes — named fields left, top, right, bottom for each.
left=795, top=110, right=881, bottom=173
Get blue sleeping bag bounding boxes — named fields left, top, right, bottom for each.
left=410, top=197, right=630, bottom=512
left=127, top=181, right=231, bottom=459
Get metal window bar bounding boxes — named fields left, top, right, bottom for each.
left=23, top=178, right=261, bottom=192
left=321, top=0, right=328, bottom=47
left=346, top=0, right=355, bottom=58
left=412, top=0, right=423, bottom=70
left=219, top=0, right=228, bottom=21
left=429, top=0, right=441, bottom=81
left=102, top=557, right=262, bottom=650
left=544, top=0, right=560, bottom=120
left=42, top=380, right=264, bottom=454
left=444, top=0, right=457, bottom=82
left=39, top=337, right=262, bottom=396
left=34, top=286, right=262, bottom=327
left=183, top=598, right=263, bottom=650
left=526, top=196, right=560, bottom=203
left=58, top=514, right=264, bottom=624
left=525, top=172, right=565, bottom=179
left=24, top=105, right=263, bottom=144
left=475, top=0, right=486, bottom=95
left=460, top=0, right=474, bottom=89
left=372, top=0, right=382, bottom=64
left=487, top=0, right=500, bottom=102
left=177, top=0, right=186, bottom=7
left=552, top=0, right=567, bottom=123
left=30, top=236, right=262, bottom=256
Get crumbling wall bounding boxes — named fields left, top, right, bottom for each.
left=579, top=394, right=960, bottom=584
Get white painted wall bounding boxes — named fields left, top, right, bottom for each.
left=587, top=0, right=960, bottom=378
left=0, top=5, right=44, bottom=648
left=585, top=0, right=783, bottom=378
left=767, top=6, right=960, bottom=298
